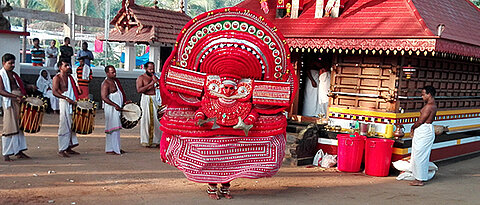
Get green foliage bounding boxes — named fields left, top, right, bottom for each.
left=472, top=0, right=480, bottom=7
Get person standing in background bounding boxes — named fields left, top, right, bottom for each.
left=77, top=42, right=94, bottom=66
left=75, top=56, right=92, bottom=99
left=302, top=59, right=321, bottom=117
left=31, top=38, right=45, bottom=67
left=59, top=37, right=74, bottom=65
left=45, top=40, right=58, bottom=68
left=317, top=65, right=331, bottom=117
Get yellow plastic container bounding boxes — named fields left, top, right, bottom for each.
left=384, top=124, right=394, bottom=138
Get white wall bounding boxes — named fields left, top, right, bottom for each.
left=0, top=33, right=22, bottom=73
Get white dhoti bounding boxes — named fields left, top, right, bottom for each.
left=104, top=83, right=123, bottom=154
left=302, top=70, right=321, bottom=117
left=2, top=90, right=28, bottom=156
left=411, top=123, right=435, bottom=181
left=140, top=94, right=161, bottom=146
left=2, top=133, right=28, bottom=156
left=317, top=72, right=330, bottom=116
left=58, top=98, right=78, bottom=151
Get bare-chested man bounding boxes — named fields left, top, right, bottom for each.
left=0, top=53, right=29, bottom=161
left=52, top=60, right=81, bottom=157
left=136, top=62, right=162, bottom=147
left=101, top=65, right=129, bottom=155
left=409, top=86, right=437, bottom=186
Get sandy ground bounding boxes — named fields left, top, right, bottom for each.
left=1, top=112, right=479, bottom=205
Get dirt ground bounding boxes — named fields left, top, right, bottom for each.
left=1, top=111, right=479, bottom=205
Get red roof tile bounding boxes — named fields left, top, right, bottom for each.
left=103, top=4, right=191, bottom=44
left=413, top=0, right=480, bottom=47
left=236, top=0, right=433, bottom=38
left=100, top=27, right=154, bottom=43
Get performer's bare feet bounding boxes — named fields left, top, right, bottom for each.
left=4, top=156, right=13, bottom=161
left=16, top=151, right=31, bottom=159
left=219, top=183, right=233, bottom=199
left=106, top=151, right=120, bottom=155
left=58, top=151, right=70, bottom=158
left=207, top=184, right=220, bottom=200
left=409, top=180, right=425, bottom=186
left=66, top=148, right=80, bottom=155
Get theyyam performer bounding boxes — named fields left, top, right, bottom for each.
left=159, top=8, right=297, bottom=199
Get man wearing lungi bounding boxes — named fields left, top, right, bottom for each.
left=0, top=53, right=30, bottom=161
left=52, top=60, right=81, bottom=157
left=409, top=86, right=437, bottom=186
left=101, top=65, right=128, bottom=155
left=136, top=62, right=162, bottom=148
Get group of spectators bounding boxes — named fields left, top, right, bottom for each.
left=29, top=37, right=94, bottom=114
left=30, top=37, right=94, bottom=68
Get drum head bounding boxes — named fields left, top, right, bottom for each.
left=25, top=96, right=44, bottom=106
left=122, top=103, right=141, bottom=121
left=77, top=101, right=94, bottom=110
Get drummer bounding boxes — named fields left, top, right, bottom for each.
left=101, top=65, right=129, bottom=155
left=52, top=59, right=82, bottom=157
left=136, top=62, right=162, bottom=148
left=0, top=53, right=30, bottom=161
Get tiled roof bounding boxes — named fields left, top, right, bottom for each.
left=101, top=27, right=154, bottom=43
left=413, top=0, right=480, bottom=47
left=236, top=0, right=433, bottom=38
left=235, top=0, right=480, bottom=57
left=236, top=0, right=480, bottom=46
left=103, top=4, right=191, bottom=44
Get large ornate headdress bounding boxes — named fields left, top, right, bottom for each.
left=160, top=7, right=297, bottom=114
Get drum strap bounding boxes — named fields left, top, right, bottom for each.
left=68, top=75, right=80, bottom=99
left=12, top=73, right=27, bottom=95
left=114, top=78, right=127, bottom=103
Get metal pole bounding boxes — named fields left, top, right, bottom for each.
left=21, top=0, right=28, bottom=63
left=104, top=0, right=110, bottom=66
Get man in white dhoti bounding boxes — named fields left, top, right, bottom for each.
left=317, top=67, right=331, bottom=116
left=101, top=65, right=128, bottom=155
left=52, top=60, right=81, bottom=157
left=0, top=53, right=30, bottom=161
left=409, top=86, right=437, bottom=186
left=302, top=68, right=321, bottom=117
left=37, top=69, right=59, bottom=114
left=136, top=62, right=162, bottom=147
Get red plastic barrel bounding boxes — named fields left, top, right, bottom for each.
left=337, top=134, right=366, bottom=172
left=365, top=138, right=395, bottom=177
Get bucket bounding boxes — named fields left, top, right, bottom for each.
left=337, top=134, right=366, bottom=172
left=359, top=122, right=369, bottom=136
left=365, top=138, right=395, bottom=177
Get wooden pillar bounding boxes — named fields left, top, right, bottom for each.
left=124, top=42, right=136, bottom=71
left=149, top=44, right=161, bottom=73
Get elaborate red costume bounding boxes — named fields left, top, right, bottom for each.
left=159, top=8, right=297, bottom=184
